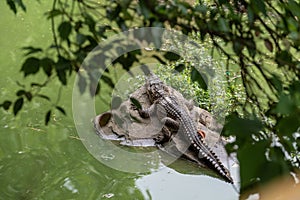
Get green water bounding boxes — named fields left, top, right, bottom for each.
left=0, top=1, right=238, bottom=199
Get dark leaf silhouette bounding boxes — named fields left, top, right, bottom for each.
left=45, top=9, right=63, bottom=19
left=78, top=74, right=87, bottom=94
left=111, top=96, right=122, bottom=110
left=130, top=97, right=142, bottom=110
left=101, top=75, right=114, bottom=88
left=174, top=63, right=185, bottom=73
left=13, top=98, right=24, bottom=116
left=191, top=68, right=207, bottom=90
left=58, top=21, right=72, bottom=40
left=164, top=52, right=181, bottom=61
left=55, top=106, right=66, bottom=115
left=1, top=101, right=12, bottom=110
left=25, top=92, right=32, bottom=101
left=22, top=46, right=42, bottom=56
left=45, top=110, right=51, bottom=125
left=57, top=70, right=67, bottom=85
left=16, top=90, right=26, bottom=96
left=21, top=57, right=40, bottom=77
left=6, top=0, right=17, bottom=14
left=40, top=58, right=54, bottom=77
left=36, top=94, right=51, bottom=101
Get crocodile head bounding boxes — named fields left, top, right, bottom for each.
left=145, top=73, right=169, bottom=102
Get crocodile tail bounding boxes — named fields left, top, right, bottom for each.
left=198, top=138, right=233, bottom=183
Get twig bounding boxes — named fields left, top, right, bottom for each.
left=51, top=0, right=61, bottom=56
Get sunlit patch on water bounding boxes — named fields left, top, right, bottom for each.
left=61, top=177, right=78, bottom=194
left=136, top=167, right=239, bottom=200
left=102, top=193, right=115, bottom=198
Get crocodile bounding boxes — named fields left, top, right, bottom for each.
left=136, top=73, right=233, bottom=183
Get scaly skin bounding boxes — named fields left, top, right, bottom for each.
left=139, top=73, right=233, bottom=183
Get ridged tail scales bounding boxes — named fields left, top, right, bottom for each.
left=166, top=100, right=233, bottom=184
left=183, top=116, right=233, bottom=183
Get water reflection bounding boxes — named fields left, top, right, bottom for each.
left=0, top=146, right=145, bottom=199
left=136, top=167, right=239, bottom=200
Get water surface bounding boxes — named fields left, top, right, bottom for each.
left=0, top=1, right=239, bottom=199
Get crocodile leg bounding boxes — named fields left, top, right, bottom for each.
left=161, top=117, right=179, bottom=131
left=137, top=104, right=154, bottom=118
left=155, top=126, right=172, bottom=144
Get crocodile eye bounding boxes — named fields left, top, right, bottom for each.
left=164, top=86, right=169, bottom=92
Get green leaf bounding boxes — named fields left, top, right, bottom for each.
left=251, top=0, right=266, bottom=16
left=1, top=101, right=12, bottom=110
left=274, top=94, right=294, bottom=115
left=238, top=140, right=269, bottom=191
left=269, top=76, right=283, bottom=93
left=55, top=106, right=66, bottom=115
left=275, top=51, right=293, bottom=67
left=287, top=0, right=300, bottom=20
left=223, top=113, right=263, bottom=145
left=216, top=0, right=227, bottom=5
left=276, top=113, right=300, bottom=137
left=247, top=7, right=255, bottom=24
left=20, top=57, right=40, bottom=77
left=76, top=33, right=87, bottom=45
left=13, top=97, right=24, bottom=116
left=233, top=41, right=244, bottom=55
left=58, top=21, right=72, bottom=40
left=245, top=39, right=256, bottom=57
left=138, top=1, right=151, bottom=20
left=217, top=17, right=229, bottom=33
left=45, top=110, right=51, bottom=125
